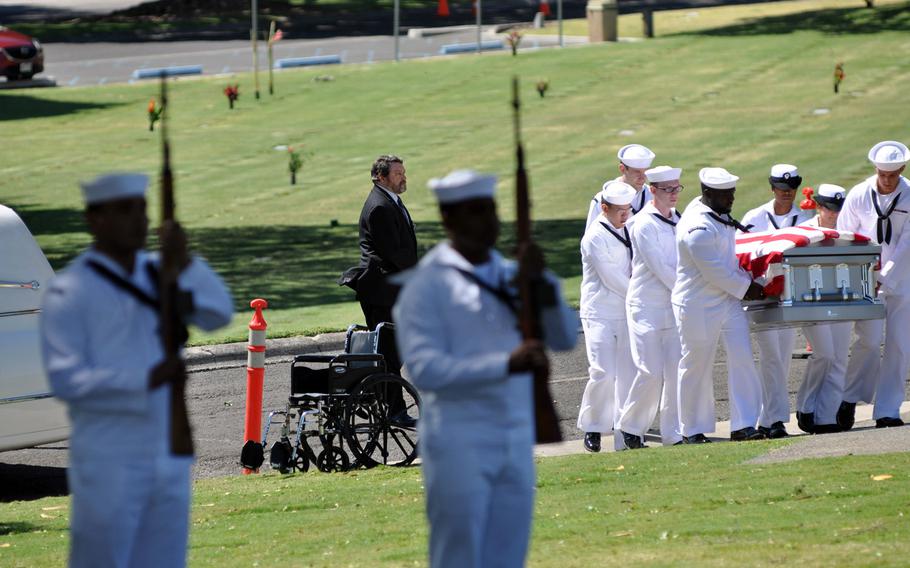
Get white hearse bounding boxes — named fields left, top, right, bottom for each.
left=0, top=204, right=68, bottom=451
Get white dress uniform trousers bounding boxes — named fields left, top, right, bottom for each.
left=838, top=175, right=910, bottom=419
left=394, top=243, right=577, bottom=568
left=41, top=249, right=233, bottom=568
left=577, top=217, right=635, bottom=450
left=673, top=197, right=763, bottom=436
left=617, top=202, right=682, bottom=445
left=740, top=201, right=813, bottom=426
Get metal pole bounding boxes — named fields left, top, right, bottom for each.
left=476, top=0, right=482, bottom=53
left=252, top=0, right=260, bottom=100
left=394, top=0, right=400, bottom=61
left=558, top=0, right=564, bottom=47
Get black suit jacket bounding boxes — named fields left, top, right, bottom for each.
left=350, top=185, right=418, bottom=306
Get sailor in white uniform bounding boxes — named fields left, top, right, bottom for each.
left=577, top=181, right=638, bottom=452
left=394, top=170, right=578, bottom=568
left=617, top=166, right=684, bottom=448
left=740, top=164, right=814, bottom=438
left=673, top=167, right=767, bottom=443
left=836, top=140, right=910, bottom=429
left=585, top=144, right=655, bottom=229
left=796, top=184, right=852, bottom=434
left=40, top=173, right=234, bottom=568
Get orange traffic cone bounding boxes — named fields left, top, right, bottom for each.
left=539, top=0, right=551, bottom=16
left=437, top=0, right=449, bottom=17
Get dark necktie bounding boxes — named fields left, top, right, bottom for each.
left=396, top=197, right=413, bottom=228
left=765, top=211, right=798, bottom=230
left=708, top=212, right=751, bottom=233
left=600, top=222, right=633, bottom=260
left=872, top=191, right=900, bottom=245
left=652, top=210, right=679, bottom=228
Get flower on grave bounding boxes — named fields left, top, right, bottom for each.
left=224, top=84, right=240, bottom=109
left=800, top=187, right=817, bottom=210
left=536, top=79, right=549, bottom=98
left=506, top=30, right=523, bottom=56
left=288, top=146, right=303, bottom=185
left=147, top=98, right=162, bottom=132
left=834, top=62, right=845, bottom=94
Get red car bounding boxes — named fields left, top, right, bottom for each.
left=0, top=26, right=44, bottom=81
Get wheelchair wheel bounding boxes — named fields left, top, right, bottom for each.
left=316, top=446, right=350, bottom=472
left=345, top=373, right=420, bottom=468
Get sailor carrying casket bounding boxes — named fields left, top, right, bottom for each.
left=796, top=184, right=852, bottom=434
left=673, top=167, right=767, bottom=443
left=616, top=166, right=685, bottom=448
left=585, top=144, right=655, bottom=229
left=740, top=164, right=814, bottom=439
left=577, top=181, right=638, bottom=452
left=836, top=140, right=910, bottom=429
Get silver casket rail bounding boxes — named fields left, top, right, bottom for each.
left=743, top=239, right=885, bottom=332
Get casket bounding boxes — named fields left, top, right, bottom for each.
left=735, top=227, right=884, bottom=332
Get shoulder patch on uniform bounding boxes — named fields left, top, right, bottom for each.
left=688, top=226, right=708, bottom=234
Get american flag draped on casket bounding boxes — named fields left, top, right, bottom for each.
left=735, top=226, right=870, bottom=296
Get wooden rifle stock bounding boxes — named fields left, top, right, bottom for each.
left=512, top=77, right=562, bottom=444
left=158, top=75, right=194, bottom=456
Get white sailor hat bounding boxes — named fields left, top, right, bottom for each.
left=769, top=164, right=802, bottom=190
left=815, top=183, right=846, bottom=212
left=645, top=165, right=682, bottom=183
left=699, top=167, right=738, bottom=190
left=600, top=180, right=637, bottom=206
left=617, top=144, right=656, bottom=169
left=80, top=173, right=148, bottom=206
left=868, top=140, right=909, bottom=172
left=428, top=169, right=497, bottom=205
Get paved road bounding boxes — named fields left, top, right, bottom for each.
left=31, top=31, right=580, bottom=88
left=0, top=329, right=818, bottom=501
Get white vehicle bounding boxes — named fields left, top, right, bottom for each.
left=0, top=204, right=68, bottom=451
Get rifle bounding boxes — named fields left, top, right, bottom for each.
left=512, top=77, right=563, bottom=444
left=158, top=74, right=194, bottom=456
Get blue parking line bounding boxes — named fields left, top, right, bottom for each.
left=367, top=49, right=374, bottom=63
left=315, top=47, right=323, bottom=56
left=99, top=77, right=108, bottom=85
left=222, top=66, right=231, bottom=74
left=68, top=76, right=79, bottom=86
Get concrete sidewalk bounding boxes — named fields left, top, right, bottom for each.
left=535, top=402, right=910, bottom=461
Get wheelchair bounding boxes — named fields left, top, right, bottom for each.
left=260, top=322, right=420, bottom=473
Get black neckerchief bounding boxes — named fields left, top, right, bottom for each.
left=872, top=190, right=901, bottom=245
left=631, top=189, right=647, bottom=215
left=707, top=211, right=751, bottom=233
left=765, top=210, right=798, bottom=230
left=652, top=209, right=680, bottom=228
left=87, top=259, right=191, bottom=345
left=453, top=268, right=518, bottom=316
left=600, top=221, right=633, bottom=259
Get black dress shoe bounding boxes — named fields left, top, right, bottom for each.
left=875, top=417, right=905, bottom=428
left=796, top=411, right=816, bottom=434
left=621, top=430, right=646, bottom=450
left=768, top=421, right=789, bottom=439
left=389, top=411, right=418, bottom=428
left=813, top=423, right=843, bottom=434
left=837, top=401, right=856, bottom=431
left=730, top=426, right=765, bottom=441
left=683, top=433, right=711, bottom=444
left=584, top=432, right=601, bottom=453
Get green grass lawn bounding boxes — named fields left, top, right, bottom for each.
left=2, top=1, right=909, bottom=344
left=2, top=442, right=909, bottom=566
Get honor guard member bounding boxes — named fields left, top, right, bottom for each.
left=837, top=140, right=910, bottom=429
left=673, top=167, right=767, bottom=443
left=40, top=173, right=234, bottom=568
left=617, top=166, right=684, bottom=449
left=577, top=181, right=638, bottom=452
left=394, top=170, right=577, bottom=568
left=796, top=184, right=851, bottom=434
left=740, top=164, right=814, bottom=438
left=585, top=144, right=655, bottom=228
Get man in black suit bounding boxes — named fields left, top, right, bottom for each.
left=349, top=154, right=418, bottom=329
